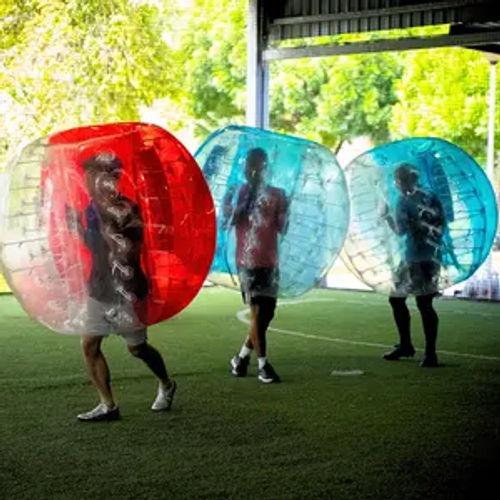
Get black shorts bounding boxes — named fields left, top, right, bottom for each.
left=238, top=267, right=279, bottom=304
left=392, top=261, right=440, bottom=297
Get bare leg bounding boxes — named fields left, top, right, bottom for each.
left=128, top=342, right=172, bottom=389
left=248, top=304, right=264, bottom=356
left=249, top=298, right=278, bottom=357
left=81, top=334, right=115, bottom=407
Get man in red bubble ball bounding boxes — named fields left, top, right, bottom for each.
left=66, top=152, right=176, bottom=421
left=223, top=147, right=289, bottom=383
left=380, top=164, right=445, bottom=367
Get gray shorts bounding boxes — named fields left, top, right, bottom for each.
left=86, top=298, right=147, bottom=346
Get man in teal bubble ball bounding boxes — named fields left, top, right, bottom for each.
left=223, top=148, right=289, bottom=383
left=380, top=164, right=445, bottom=367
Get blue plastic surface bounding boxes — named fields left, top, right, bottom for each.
left=343, top=138, right=498, bottom=295
left=195, top=125, right=350, bottom=298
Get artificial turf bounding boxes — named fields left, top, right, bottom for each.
left=1, top=287, right=499, bottom=499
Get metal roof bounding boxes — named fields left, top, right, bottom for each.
left=247, top=0, right=500, bottom=126
left=257, top=0, right=500, bottom=59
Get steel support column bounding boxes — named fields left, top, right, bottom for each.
left=246, top=0, right=269, bottom=129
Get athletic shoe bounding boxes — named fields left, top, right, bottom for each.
left=420, top=354, right=439, bottom=367
left=258, top=362, right=281, bottom=384
left=151, top=380, right=177, bottom=411
left=230, top=355, right=250, bottom=377
left=383, top=344, right=416, bottom=361
left=77, top=403, right=120, bottom=422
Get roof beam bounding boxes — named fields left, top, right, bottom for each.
left=263, top=30, right=500, bottom=61
left=271, top=1, right=479, bottom=27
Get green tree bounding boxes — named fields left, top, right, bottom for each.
left=269, top=58, right=329, bottom=139
left=0, top=0, right=177, bottom=166
left=270, top=53, right=402, bottom=152
left=390, top=47, right=496, bottom=165
left=176, top=1, right=402, bottom=151
left=175, top=0, right=247, bottom=139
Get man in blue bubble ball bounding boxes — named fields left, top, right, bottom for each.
left=379, top=164, right=445, bottom=367
left=223, top=148, right=289, bottom=383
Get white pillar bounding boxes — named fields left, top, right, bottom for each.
left=246, top=0, right=269, bottom=129
left=485, top=59, right=498, bottom=283
left=486, top=60, right=497, bottom=187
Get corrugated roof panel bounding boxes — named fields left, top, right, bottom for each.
left=267, top=0, right=499, bottom=40
left=369, top=16, right=379, bottom=30
left=311, top=0, right=320, bottom=35
left=381, top=13, right=390, bottom=29
left=433, top=9, right=444, bottom=24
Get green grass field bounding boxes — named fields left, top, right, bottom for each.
left=1, top=287, right=499, bottom=500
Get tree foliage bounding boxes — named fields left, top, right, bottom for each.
left=0, top=0, right=176, bottom=165
left=270, top=53, right=402, bottom=151
left=176, top=1, right=402, bottom=151
left=174, top=0, right=247, bottom=139
left=390, top=47, right=497, bottom=165
left=0, top=1, right=497, bottom=172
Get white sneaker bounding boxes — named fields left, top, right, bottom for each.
left=77, top=403, right=120, bottom=422
left=151, top=380, right=177, bottom=411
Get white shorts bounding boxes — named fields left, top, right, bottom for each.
left=86, top=298, right=147, bottom=346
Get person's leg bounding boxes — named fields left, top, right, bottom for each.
left=252, top=296, right=280, bottom=383
left=77, top=334, right=120, bottom=421
left=125, top=328, right=176, bottom=411
left=251, top=296, right=277, bottom=358
left=239, top=335, right=254, bottom=357
left=235, top=296, right=276, bottom=370
left=249, top=302, right=264, bottom=356
left=416, top=294, right=439, bottom=366
left=231, top=271, right=255, bottom=376
left=388, top=296, right=412, bottom=348
left=384, top=296, right=415, bottom=360
left=230, top=303, right=255, bottom=377
left=81, top=334, right=115, bottom=407
left=231, top=269, right=279, bottom=381
left=127, top=341, right=172, bottom=389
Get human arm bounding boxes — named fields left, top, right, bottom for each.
left=65, top=204, right=85, bottom=239
left=277, top=190, right=290, bottom=235
left=221, top=185, right=237, bottom=230
left=65, top=204, right=102, bottom=251
left=379, top=199, right=407, bottom=236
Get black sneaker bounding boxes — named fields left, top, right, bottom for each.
left=420, top=354, right=439, bottom=367
left=230, top=355, right=250, bottom=377
left=258, top=362, right=281, bottom=384
left=383, top=344, right=416, bottom=361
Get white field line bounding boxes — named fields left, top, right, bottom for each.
left=236, top=298, right=500, bottom=362
left=214, top=285, right=500, bottom=318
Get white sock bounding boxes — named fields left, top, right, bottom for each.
left=258, top=357, right=267, bottom=370
left=102, top=400, right=116, bottom=410
left=239, top=345, right=252, bottom=359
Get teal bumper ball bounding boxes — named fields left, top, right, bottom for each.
left=343, top=138, right=498, bottom=296
left=195, top=125, right=350, bottom=298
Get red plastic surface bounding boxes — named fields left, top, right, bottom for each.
left=40, top=122, right=215, bottom=326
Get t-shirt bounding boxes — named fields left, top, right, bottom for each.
left=396, top=189, right=445, bottom=263
left=233, top=184, right=288, bottom=269
left=83, top=196, right=148, bottom=302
